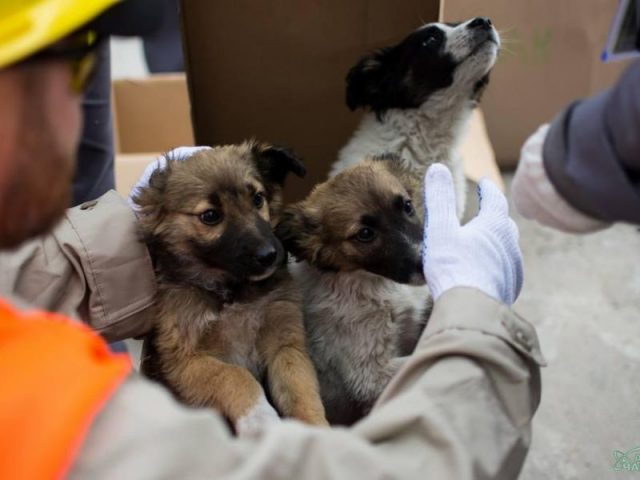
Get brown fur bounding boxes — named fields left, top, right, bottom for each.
left=135, top=141, right=327, bottom=429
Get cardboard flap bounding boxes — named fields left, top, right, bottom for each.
left=112, top=74, right=194, bottom=153
left=460, top=109, right=503, bottom=190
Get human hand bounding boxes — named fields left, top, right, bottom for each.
left=511, top=124, right=608, bottom=233
left=127, top=146, right=212, bottom=210
left=422, top=164, right=523, bottom=305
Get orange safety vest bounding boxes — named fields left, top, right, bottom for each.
left=0, top=299, right=131, bottom=479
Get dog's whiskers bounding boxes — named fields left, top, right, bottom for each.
left=497, top=26, right=517, bottom=35
left=418, top=11, right=427, bottom=27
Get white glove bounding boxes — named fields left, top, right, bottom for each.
left=511, top=124, right=608, bottom=233
left=422, top=164, right=523, bottom=305
left=128, top=146, right=212, bottom=211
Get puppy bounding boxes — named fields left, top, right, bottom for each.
left=134, top=142, right=327, bottom=434
left=275, top=154, right=429, bottom=425
left=331, top=17, right=501, bottom=216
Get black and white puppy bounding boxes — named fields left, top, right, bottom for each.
left=330, top=17, right=500, bottom=216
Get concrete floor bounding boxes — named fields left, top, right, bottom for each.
left=502, top=175, right=640, bottom=479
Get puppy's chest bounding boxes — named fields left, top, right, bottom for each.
left=199, top=302, right=266, bottom=376
left=309, top=288, right=403, bottom=361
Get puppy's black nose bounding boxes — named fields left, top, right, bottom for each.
left=255, top=245, right=277, bottom=268
left=469, top=17, right=492, bottom=30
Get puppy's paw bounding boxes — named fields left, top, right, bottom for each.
left=293, top=405, right=329, bottom=426
left=303, top=413, right=329, bottom=427
left=235, top=394, right=280, bottom=438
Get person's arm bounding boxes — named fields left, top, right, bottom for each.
left=0, top=191, right=156, bottom=341
left=512, top=59, right=640, bottom=231
left=69, top=165, right=543, bottom=479
left=543, top=59, right=640, bottom=225
left=71, top=298, right=541, bottom=480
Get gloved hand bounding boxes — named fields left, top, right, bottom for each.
left=128, top=146, right=212, bottom=211
left=511, top=124, right=608, bottom=233
left=422, top=164, right=523, bottom=305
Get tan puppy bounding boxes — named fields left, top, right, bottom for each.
left=275, top=154, right=430, bottom=425
left=133, top=142, right=327, bottom=434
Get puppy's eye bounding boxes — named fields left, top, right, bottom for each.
left=356, top=227, right=376, bottom=243
left=253, top=192, right=265, bottom=209
left=422, top=35, right=438, bottom=47
left=404, top=199, right=415, bottom=216
left=199, top=209, right=223, bottom=226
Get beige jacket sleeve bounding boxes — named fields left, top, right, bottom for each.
left=0, top=191, right=156, bottom=341
left=70, top=288, right=544, bottom=480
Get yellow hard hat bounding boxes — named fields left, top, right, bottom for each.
left=0, top=0, right=120, bottom=69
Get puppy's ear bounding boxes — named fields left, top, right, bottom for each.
left=250, top=142, right=306, bottom=223
left=251, top=142, right=306, bottom=187
left=345, top=49, right=390, bottom=112
left=274, top=204, right=320, bottom=260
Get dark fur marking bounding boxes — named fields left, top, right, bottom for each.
left=360, top=214, right=380, bottom=228
left=346, top=25, right=458, bottom=118
left=471, top=73, right=491, bottom=102
left=393, top=195, right=406, bottom=212
left=188, top=217, right=284, bottom=281
left=208, top=192, right=222, bottom=208
left=252, top=144, right=306, bottom=187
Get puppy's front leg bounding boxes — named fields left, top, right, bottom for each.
left=258, top=301, right=328, bottom=426
left=342, top=355, right=409, bottom=410
left=168, top=354, right=279, bottom=433
left=388, top=356, right=408, bottom=374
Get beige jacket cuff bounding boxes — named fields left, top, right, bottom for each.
left=422, top=287, right=546, bottom=366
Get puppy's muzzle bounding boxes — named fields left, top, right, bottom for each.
left=468, top=17, right=492, bottom=31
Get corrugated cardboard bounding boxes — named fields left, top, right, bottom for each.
left=112, top=74, right=194, bottom=198
left=444, top=0, right=631, bottom=167
left=112, top=74, right=194, bottom=153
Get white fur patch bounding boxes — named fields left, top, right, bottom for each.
left=235, top=392, right=280, bottom=438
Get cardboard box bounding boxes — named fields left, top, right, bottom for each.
left=444, top=0, right=631, bottom=167
left=112, top=74, right=193, bottom=154
left=179, top=0, right=503, bottom=201
left=112, top=74, right=194, bottom=197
